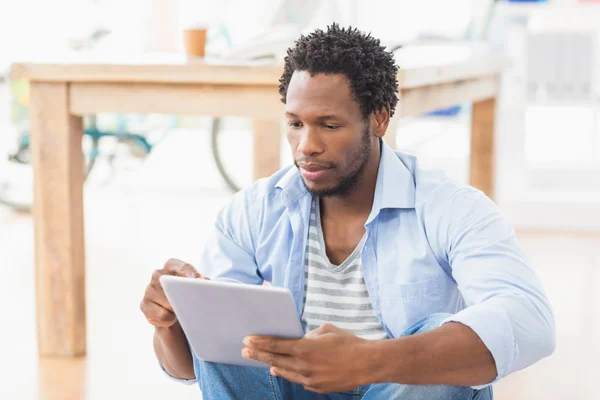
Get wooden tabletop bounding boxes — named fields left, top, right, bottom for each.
left=10, top=48, right=506, bottom=89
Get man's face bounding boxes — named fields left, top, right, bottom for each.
left=285, top=71, right=375, bottom=197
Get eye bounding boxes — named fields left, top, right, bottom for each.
left=322, top=124, right=340, bottom=130
left=287, top=121, right=303, bottom=128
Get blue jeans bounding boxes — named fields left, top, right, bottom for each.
left=192, top=313, right=494, bottom=399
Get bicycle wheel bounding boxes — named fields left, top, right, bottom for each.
left=0, top=133, right=99, bottom=213
left=211, top=117, right=242, bottom=193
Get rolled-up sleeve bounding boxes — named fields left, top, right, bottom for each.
left=159, top=362, right=197, bottom=385
left=432, top=189, right=556, bottom=388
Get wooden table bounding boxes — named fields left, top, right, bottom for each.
left=11, top=52, right=504, bottom=357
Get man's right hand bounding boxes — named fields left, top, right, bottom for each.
left=140, top=258, right=205, bottom=328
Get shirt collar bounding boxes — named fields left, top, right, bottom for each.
left=276, top=140, right=416, bottom=216
left=366, top=140, right=416, bottom=224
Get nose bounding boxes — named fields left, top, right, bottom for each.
left=296, top=125, right=324, bottom=157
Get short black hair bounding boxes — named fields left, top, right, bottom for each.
left=278, top=23, right=399, bottom=119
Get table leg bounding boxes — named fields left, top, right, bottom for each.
left=30, top=82, right=86, bottom=357
left=38, top=357, right=86, bottom=400
left=470, top=98, right=496, bottom=200
left=253, top=119, right=281, bottom=181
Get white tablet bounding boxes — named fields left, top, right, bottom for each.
left=160, top=275, right=305, bottom=369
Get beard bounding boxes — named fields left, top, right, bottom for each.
left=298, top=123, right=372, bottom=198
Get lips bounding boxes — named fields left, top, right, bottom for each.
left=300, top=164, right=330, bottom=172
left=298, top=163, right=331, bottom=181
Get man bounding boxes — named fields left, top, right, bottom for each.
left=140, top=24, right=555, bottom=399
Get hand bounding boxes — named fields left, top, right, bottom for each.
left=242, top=323, right=373, bottom=394
left=140, top=258, right=205, bottom=328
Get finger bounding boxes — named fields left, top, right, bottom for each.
left=177, top=263, right=203, bottom=279
left=140, top=300, right=177, bottom=327
left=318, top=322, right=340, bottom=334
left=304, top=328, right=323, bottom=339
left=146, top=284, right=173, bottom=312
left=151, top=269, right=167, bottom=285
left=164, top=258, right=202, bottom=278
left=241, top=348, right=296, bottom=369
left=270, top=367, right=308, bottom=386
left=305, top=323, right=342, bottom=339
left=303, top=386, right=327, bottom=395
left=244, top=336, right=299, bottom=355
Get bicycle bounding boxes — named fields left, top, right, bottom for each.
left=0, top=101, right=177, bottom=211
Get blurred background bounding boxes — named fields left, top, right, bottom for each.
left=1, top=0, right=599, bottom=399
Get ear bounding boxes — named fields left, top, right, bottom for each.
left=370, top=107, right=390, bottom=138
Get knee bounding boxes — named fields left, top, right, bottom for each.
left=193, top=356, right=267, bottom=381
left=365, top=383, right=491, bottom=400
left=401, top=313, right=453, bottom=337
left=194, top=358, right=229, bottom=376
left=192, top=357, right=227, bottom=382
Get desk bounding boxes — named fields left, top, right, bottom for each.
left=11, top=53, right=503, bottom=357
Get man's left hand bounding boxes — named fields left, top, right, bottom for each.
left=242, top=323, right=374, bottom=394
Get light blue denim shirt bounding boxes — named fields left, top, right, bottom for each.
left=198, top=141, right=555, bottom=388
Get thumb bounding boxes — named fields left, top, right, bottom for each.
left=311, top=323, right=340, bottom=337
left=176, top=262, right=204, bottom=279
left=305, top=325, right=327, bottom=339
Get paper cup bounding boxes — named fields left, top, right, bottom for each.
left=183, top=28, right=207, bottom=57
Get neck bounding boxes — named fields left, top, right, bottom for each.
left=320, top=139, right=381, bottom=219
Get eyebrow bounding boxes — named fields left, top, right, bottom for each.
left=318, top=115, right=341, bottom=120
left=284, top=112, right=341, bottom=120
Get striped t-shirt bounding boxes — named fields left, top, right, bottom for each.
left=301, top=198, right=388, bottom=340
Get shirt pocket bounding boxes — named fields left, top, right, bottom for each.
left=379, top=277, right=443, bottom=337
